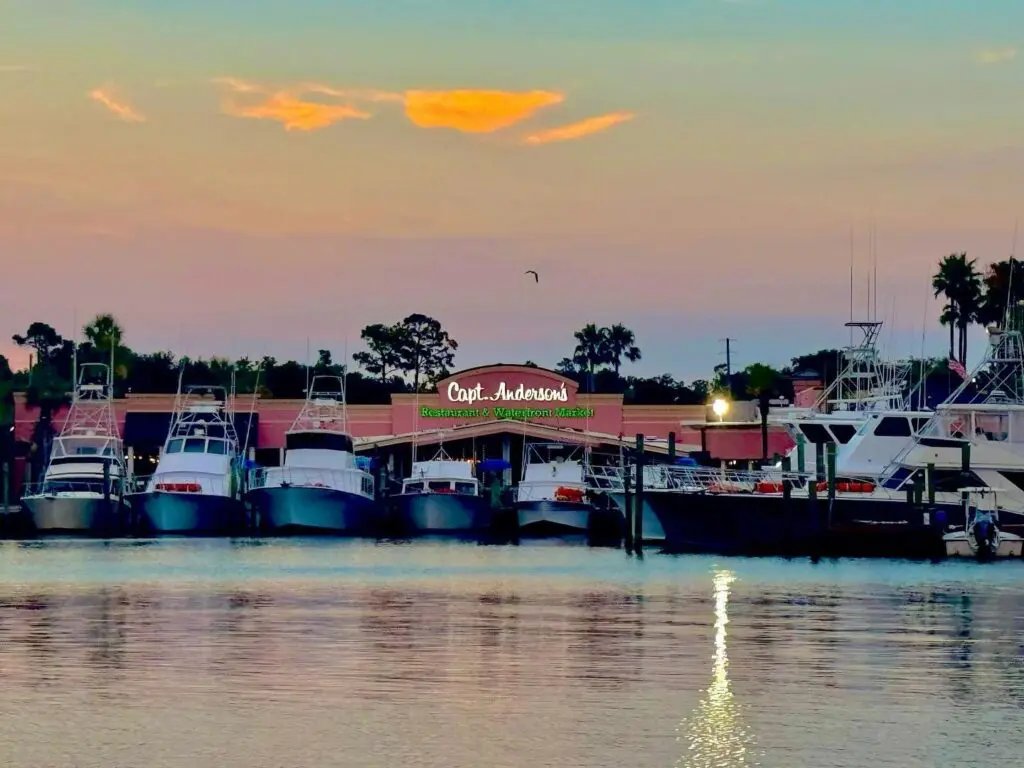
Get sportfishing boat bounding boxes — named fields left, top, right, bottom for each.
left=391, top=446, right=492, bottom=534
left=630, top=323, right=1024, bottom=556
left=21, top=361, right=128, bottom=534
left=130, top=380, right=246, bottom=535
left=513, top=443, right=597, bottom=534
left=247, top=375, right=381, bottom=534
left=943, top=487, right=1023, bottom=559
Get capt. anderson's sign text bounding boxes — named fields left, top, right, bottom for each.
left=421, top=379, right=594, bottom=419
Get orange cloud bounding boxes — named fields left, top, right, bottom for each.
left=88, top=86, right=145, bottom=122
left=403, top=89, right=564, bottom=133
left=523, top=111, right=635, bottom=145
left=213, top=78, right=372, bottom=131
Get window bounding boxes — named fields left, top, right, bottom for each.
left=166, top=439, right=184, bottom=454
left=798, top=424, right=833, bottom=444
left=428, top=481, right=452, bottom=491
left=184, top=438, right=206, bottom=453
left=874, top=417, right=912, bottom=437
left=405, top=482, right=424, bottom=493
left=998, top=471, right=1024, bottom=492
left=829, top=424, right=857, bottom=444
left=455, top=482, right=476, bottom=495
left=207, top=439, right=227, bottom=455
left=286, top=431, right=354, bottom=453
left=911, top=417, right=930, bottom=432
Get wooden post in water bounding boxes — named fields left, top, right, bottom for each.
left=634, top=434, right=645, bottom=552
left=961, top=443, right=971, bottom=474
left=667, top=431, right=676, bottom=463
left=926, top=463, right=936, bottom=505
left=825, top=442, right=837, bottom=503
left=1, top=460, right=8, bottom=516
left=781, top=456, right=792, bottom=501
left=622, top=454, right=633, bottom=552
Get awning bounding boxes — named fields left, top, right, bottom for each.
left=123, top=412, right=259, bottom=448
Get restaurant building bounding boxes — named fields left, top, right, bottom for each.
left=7, top=364, right=794, bottom=495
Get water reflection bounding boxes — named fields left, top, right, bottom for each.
left=677, top=570, right=759, bottom=767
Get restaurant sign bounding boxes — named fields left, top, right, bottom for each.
left=420, top=405, right=595, bottom=420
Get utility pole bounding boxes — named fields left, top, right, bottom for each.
left=720, top=338, right=735, bottom=398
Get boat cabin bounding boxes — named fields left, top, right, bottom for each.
left=401, top=459, right=479, bottom=496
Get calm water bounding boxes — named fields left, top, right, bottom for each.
left=0, top=540, right=1022, bottom=768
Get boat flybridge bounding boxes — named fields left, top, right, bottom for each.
left=246, top=375, right=381, bottom=534
left=771, top=321, right=922, bottom=474
left=392, top=442, right=491, bottom=533
left=130, top=380, right=246, bottom=535
left=21, top=361, right=128, bottom=534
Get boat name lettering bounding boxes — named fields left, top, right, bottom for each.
left=446, top=381, right=569, bottom=405
left=420, top=406, right=594, bottom=419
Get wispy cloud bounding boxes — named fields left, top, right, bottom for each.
left=0, top=64, right=32, bottom=73
left=976, top=47, right=1017, bottom=65
left=213, top=78, right=630, bottom=141
left=88, top=86, right=145, bottom=122
left=213, top=78, right=373, bottom=131
left=523, top=112, right=635, bottom=145
left=403, top=89, right=564, bottom=133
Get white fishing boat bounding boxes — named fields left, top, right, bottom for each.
left=943, top=488, right=1023, bottom=559
left=514, top=442, right=595, bottom=534
left=391, top=445, right=491, bottom=533
left=21, top=361, right=128, bottom=534
left=247, top=375, right=381, bottom=534
left=130, top=377, right=246, bottom=535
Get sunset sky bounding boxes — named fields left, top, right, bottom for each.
left=2, top=1, right=1023, bottom=380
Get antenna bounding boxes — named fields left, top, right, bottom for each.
left=241, top=360, right=261, bottom=459
left=872, top=223, right=879, bottom=323
left=341, top=331, right=349, bottom=432
left=919, top=278, right=929, bottom=410
left=1006, top=220, right=1020, bottom=330
left=305, top=337, right=311, bottom=395
left=72, top=308, right=78, bottom=386
left=849, top=225, right=855, bottom=346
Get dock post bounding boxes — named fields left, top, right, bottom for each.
left=926, top=463, right=936, bottom=505
left=667, top=431, right=676, bottom=463
left=825, top=442, right=836, bottom=502
left=961, top=443, right=971, bottom=474
left=634, top=434, right=645, bottom=552
left=1, top=460, right=8, bottom=516
left=913, top=471, right=924, bottom=507
left=796, top=434, right=806, bottom=474
left=622, top=456, right=633, bottom=552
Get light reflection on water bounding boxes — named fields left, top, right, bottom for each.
left=0, top=539, right=1022, bottom=768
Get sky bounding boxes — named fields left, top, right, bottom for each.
left=2, top=0, right=1023, bottom=381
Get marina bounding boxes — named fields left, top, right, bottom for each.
left=6, top=319, right=1024, bottom=561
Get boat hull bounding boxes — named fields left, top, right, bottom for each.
left=605, top=493, right=666, bottom=540
left=647, top=491, right=956, bottom=557
left=22, top=495, right=123, bottom=535
left=392, top=492, right=493, bottom=534
left=132, top=492, right=246, bottom=535
left=248, top=485, right=383, bottom=535
left=515, top=499, right=596, bottom=534
left=944, top=534, right=1024, bottom=558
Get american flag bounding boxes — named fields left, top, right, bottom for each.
left=948, top=358, right=967, bottom=379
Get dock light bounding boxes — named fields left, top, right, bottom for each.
left=712, top=398, right=729, bottom=421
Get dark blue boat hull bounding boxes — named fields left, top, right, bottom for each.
left=392, top=492, right=493, bottom=534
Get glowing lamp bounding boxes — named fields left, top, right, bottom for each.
left=711, top=398, right=729, bottom=419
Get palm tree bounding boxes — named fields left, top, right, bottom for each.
left=572, top=324, right=609, bottom=392
left=604, top=323, right=641, bottom=376
left=932, top=253, right=983, bottom=365
left=25, top=362, right=71, bottom=482
left=745, top=363, right=778, bottom=460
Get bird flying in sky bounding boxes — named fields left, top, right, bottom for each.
left=525, top=270, right=539, bottom=283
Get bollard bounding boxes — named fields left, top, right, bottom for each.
left=634, top=434, right=645, bottom=551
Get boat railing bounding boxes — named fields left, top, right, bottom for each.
left=515, top=480, right=588, bottom=504
left=21, top=479, right=125, bottom=498
left=585, top=463, right=816, bottom=494
left=248, top=466, right=375, bottom=497
left=130, top=473, right=239, bottom=497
